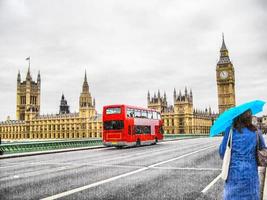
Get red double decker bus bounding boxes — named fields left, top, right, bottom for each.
left=102, top=104, right=163, bottom=147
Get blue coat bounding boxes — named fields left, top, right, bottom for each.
left=219, top=127, right=266, bottom=200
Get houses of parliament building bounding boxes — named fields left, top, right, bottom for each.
left=0, top=35, right=236, bottom=140
left=0, top=69, right=102, bottom=140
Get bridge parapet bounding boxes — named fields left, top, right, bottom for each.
left=0, top=139, right=102, bottom=154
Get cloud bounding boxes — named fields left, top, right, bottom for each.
left=0, top=0, right=266, bottom=121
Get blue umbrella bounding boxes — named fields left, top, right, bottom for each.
left=210, top=100, right=266, bottom=137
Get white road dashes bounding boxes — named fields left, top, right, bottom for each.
left=41, top=144, right=216, bottom=200
left=201, top=173, right=222, bottom=194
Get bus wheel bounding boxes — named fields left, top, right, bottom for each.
left=136, top=139, right=141, bottom=147
left=151, top=138, right=157, bottom=145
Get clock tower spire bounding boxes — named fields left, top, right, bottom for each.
left=218, top=33, right=231, bottom=64
left=216, top=34, right=236, bottom=114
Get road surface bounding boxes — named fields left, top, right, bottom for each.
left=0, top=137, right=224, bottom=200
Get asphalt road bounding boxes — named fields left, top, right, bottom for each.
left=0, top=137, right=225, bottom=200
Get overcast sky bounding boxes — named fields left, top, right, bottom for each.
left=0, top=0, right=266, bottom=121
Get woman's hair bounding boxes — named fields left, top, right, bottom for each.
left=233, top=109, right=257, bottom=133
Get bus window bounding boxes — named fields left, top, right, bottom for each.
left=148, top=111, right=153, bottom=119
left=144, top=126, right=151, bottom=134
left=134, top=125, right=151, bottom=134
left=141, top=110, right=148, bottom=118
left=157, top=112, right=161, bottom=119
left=127, top=108, right=134, bottom=118
left=152, top=111, right=158, bottom=119
left=106, top=107, right=121, bottom=114
left=104, top=120, right=124, bottom=130
left=134, top=109, right=141, bottom=118
left=134, top=126, right=142, bottom=134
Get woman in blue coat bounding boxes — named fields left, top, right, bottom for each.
left=219, top=110, right=266, bottom=200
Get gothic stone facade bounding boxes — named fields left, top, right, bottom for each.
left=147, top=89, right=217, bottom=134
left=0, top=69, right=102, bottom=140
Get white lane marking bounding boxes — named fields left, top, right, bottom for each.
left=201, top=173, right=222, bottom=194
left=0, top=146, right=181, bottom=169
left=0, top=147, right=113, bottom=168
left=0, top=140, right=217, bottom=169
left=0, top=141, right=217, bottom=181
left=151, top=166, right=221, bottom=171
left=41, top=145, right=216, bottom=200
left=149, top=145, right=216, bottom=168
left=1, top=163, right=222, bottom=173
left=0, top=166, right=70, bottom=181
left=95, top=141, right=219, bottom=166
left=0, top=164, right=23, bottom=169
left=0, top=175, right=20, bottom=181
left=0, top=161, right=66, bottom=169
left=0, top=145, right=168, bottom=168
left=41, top=168, right=148, bottom=200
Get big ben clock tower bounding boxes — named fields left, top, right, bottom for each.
left=216, top=34, right=236, bottom=114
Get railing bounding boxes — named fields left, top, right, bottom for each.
left=0, top=139, right=102, bottom=154
left=0, top=134, right=212, bottom=155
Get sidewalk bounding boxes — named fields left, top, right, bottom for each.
left=263, top=167, right=267, bottom=200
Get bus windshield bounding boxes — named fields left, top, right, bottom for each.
left=104, top=120, right=124, bottom=130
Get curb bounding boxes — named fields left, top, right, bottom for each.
left=0, top=145, right=105, bottom=159
left=263, top=167, right=267, bottom=200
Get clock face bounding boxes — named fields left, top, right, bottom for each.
left=220, top=71, right=228, bottom=79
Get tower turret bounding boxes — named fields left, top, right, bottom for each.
left=178, top=90, right=182, bottom=101
left=17, top=70, right=21, bottom=83
left=185, top=87, right=188, bottom=96
left=59, top=94, right=70, bottom=114
left=79, top=71, right=96, bottom=118
left=147, top=90, right=167, bottom=113
left=82, top=70, right=89, bottom=93
left=173, top=88, right=177, bottom=102
left=26, top=66, right=32, bottom=81
left=37, top=70, right=41, bottom=84
left=17, top=66, right=40, bottom=120
left=190, top=89, right=193, bottom=102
